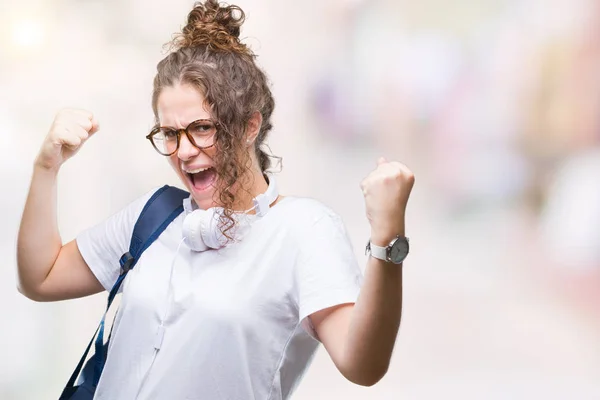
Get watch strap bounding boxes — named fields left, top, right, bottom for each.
left=368, top=242, right=389, bottom=262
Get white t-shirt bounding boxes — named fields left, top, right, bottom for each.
left=76, top=187, right=363, bottom=400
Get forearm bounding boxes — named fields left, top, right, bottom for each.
left=343, top=227, right=405, bottom=384
left=16, top=163, right=62, bottom=295
left=343, top=258, right=402, bottom=382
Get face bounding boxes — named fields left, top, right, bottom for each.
left=157, top=82, right=219, bottom=210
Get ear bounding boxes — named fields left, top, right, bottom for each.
left=245, top=111, right=263, bottom=146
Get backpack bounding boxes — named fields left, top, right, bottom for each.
left=58, top=185, right=189, bottom=400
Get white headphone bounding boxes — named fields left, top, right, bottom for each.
left=181, top=174, right=279, bottom=252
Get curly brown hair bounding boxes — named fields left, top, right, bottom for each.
left=151, top=0, right=278, bottom=240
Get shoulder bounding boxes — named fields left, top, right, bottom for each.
left=277, top=196, right=341, bottom=223
left=126, top=185, right=174, bottom=216
left=273, top=196, right=347, bottom=240
left=83, top=185, right=170, bottom=236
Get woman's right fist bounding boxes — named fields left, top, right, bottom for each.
left=35, top=108, right=99, bottom=171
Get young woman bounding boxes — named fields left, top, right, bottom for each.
left=16, top=1, right=414, bottom=399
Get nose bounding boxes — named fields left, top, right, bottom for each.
left=177, top=133, right=200, bottom=161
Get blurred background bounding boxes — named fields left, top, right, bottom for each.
left=1, top=0, right=599, bottom=398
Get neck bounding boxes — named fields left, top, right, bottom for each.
left=231, top=168, right=270, bottom=213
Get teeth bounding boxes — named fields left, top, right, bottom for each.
left=184, top=167, right=210, bottom=174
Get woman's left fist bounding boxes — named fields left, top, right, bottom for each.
left=360, top=157, right=415, bottom=244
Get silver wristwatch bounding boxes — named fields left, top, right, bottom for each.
left=365, top=235, right=410, bottom=264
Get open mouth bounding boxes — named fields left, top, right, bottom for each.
left=186, top=167, right=217, bottom=191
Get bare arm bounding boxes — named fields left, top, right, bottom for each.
left=16, top=166, right=104, bottom=301
left=311, top=158, right=414, bottom=386
left=16, top=108, right=104, bottom=302
left=310, top=253, right=402, bottom=386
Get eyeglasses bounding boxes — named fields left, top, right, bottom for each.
left=146, top=119, right=219, bottom=156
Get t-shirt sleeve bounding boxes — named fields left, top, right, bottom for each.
left=75, top=187, right=162, bottom=291
left=295, top=208, right=364, bottom=340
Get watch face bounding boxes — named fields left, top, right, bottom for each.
left=390, top=237, right=409, bottom=263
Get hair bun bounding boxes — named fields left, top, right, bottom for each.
left=172, top=0, right=251, bottom=55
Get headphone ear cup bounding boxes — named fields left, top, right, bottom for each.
left=199, top=208, right=226, bottom=249
left=182, top=210, right=210, bottom=252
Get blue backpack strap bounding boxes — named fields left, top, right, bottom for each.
left=119, top=185, right=190, bottom=275
left=63, top=185, right=189, bottom=392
